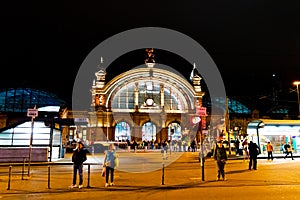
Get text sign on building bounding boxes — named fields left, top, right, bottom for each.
left=27, top=108, right=38, bottom=117
left=196, top=106, right=207, bottom=116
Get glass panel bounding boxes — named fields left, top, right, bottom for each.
left=12, top=140, right=30, bottom=145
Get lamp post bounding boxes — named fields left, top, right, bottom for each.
left=293, top=81, right=300, bottom=118
left=106, top=108, right=109, bottom=142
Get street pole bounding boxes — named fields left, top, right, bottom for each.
left=28, top=115, right=34, bottom=176
left=49, top=118, right=54, bottom=162
left=199, top=117, right=205, bottom=181
left=296, top=83, right=300, bottom=118
left=27, top=106, right=38, bottom=176
left=293, top=81, right=300, bottom=118
left=106, top=108, right=109, bottom=142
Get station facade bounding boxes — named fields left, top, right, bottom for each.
left=67, top=50, right=207, bottom=148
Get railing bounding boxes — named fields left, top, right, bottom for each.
left=1, top=162, right=101, bottom=190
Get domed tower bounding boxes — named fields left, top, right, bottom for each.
left=91, top=57, right=107, bottom=107
left=190, top=63, right=202, bottom=93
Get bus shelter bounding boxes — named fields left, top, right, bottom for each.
left=247, top=119, right=300, bottom=154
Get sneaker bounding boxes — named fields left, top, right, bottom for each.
left=110, top=182, right=114, bottom=186
left=216, top=178, right=220, bottom=181
left=69, top=184, right=77, bottom=188
left=105, top=183, right=109, bottom=187
left=78, top=185, right=83, bottom=189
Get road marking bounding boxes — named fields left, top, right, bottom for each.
left=190, top=177, right=202, bottom=180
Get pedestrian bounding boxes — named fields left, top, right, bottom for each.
left=191, top=138, right=197, bottom=152
left=70, top=141, right=87, bottom=189
left=242, top=139, right=249, bottom=161
left=284, top=142, right=294, bottom=160
left=235, top=139, right=240, bottom=156
left=262, top=144, right=266, bottom=154
left=103, top=143, right=117, bottom=187
left=213, top=141, right=228, bottom=181
left=126, top=139, right=131, bottom=152
left=248, top=141, right=259, bottom=170
left=266, top=141, right=274, bottom=160
left=133, top=140, right=138, bottom=152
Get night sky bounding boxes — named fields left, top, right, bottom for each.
left=1, top=1, right=300, bottom=109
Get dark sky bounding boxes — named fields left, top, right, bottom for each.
left=1, top=1, right=300, bottom=107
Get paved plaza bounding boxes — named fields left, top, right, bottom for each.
left=0, top=151, right=300, bottom=200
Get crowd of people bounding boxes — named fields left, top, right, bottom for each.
left=126, top=138, right=199, bottom=152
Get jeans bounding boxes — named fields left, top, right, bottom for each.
left=73, top=164, right=83, bottom=185
left=216, top=160, right=225, bottom=178
left=105, top=166, right=115, bottom=183
left=284, top=151, right=294, bottom=159
left=267, top=151, right=273, bottom=160
left=249, top=155, right=257, bottom=170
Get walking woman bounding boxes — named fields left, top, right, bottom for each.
left=214, top=141, right=228, bottom=181
left=103, top=143, right=117, bottom=187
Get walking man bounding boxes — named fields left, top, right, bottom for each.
left=213, top=141, right=228, bottom=181
left=266, top=141, right=274, bottom=160
left=284, top=142, right=294, bottom=160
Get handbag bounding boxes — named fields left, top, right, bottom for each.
left=101, top=166, right=106, bottom=177
left=114, top=154, right=119, bottom=168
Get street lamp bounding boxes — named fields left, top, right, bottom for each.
left=293, top=81, right=300, bottom=118
left=106, top=108, right=109, bottom=142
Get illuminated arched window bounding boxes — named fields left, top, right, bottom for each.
left=168, top=122, right=182, bottom=141
left=115, top=122, right=131, bottom=141
left=142, top=122, right=156, bottom=141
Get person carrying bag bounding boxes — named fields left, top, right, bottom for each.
left=103, top=143, right=118, bottom=187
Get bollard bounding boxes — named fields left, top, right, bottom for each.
left=7, top=165, right=12, bottom=190
left=87, top=164, right=91, bottom=188
left=48, top=165, right=51, bottom=189
left=161, top=163, right=165, bottom=185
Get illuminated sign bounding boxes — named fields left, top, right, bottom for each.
left=27, top=108, right=38, bottom=117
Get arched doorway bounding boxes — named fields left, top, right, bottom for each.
left=142, top=122, right=157, bottom=142
left=115, top=121, right=131, bottom=141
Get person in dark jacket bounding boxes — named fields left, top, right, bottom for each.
left=248, top=141, right=259, bottom=170
left=284, top=142, right=294, bottom=160
left=70, top=141, right=87, bottom=189
left=213, top=141, right=228, bottom=181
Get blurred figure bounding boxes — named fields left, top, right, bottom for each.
left=213, top=141, right=228, bottom=181
left=235, top=139, right=240, bottom=156
left=266, top=141, right=274, bottom=160
left=284, top=142, right=294, bottom=160
left=242, top=139, right=249, bottom=161
left=126, top=139, right=131, bottom=152
left=262, top=143, right=267, bottom=155
left=248, top=141, right=259, bottom=170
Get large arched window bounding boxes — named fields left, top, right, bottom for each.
left=168, top=122, right=182, bottom=141
left=115, top=122, right=131, bottom=141
left=142, top=122, right=156, bottom=141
